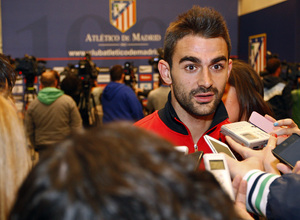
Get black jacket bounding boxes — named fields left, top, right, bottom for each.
left=263, top=75, right=292, bottom=120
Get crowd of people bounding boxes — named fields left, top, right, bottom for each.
left=1, top=5, right=300, bottom=220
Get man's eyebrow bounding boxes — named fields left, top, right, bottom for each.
left=179, top=56, right=201, bottom=64
left=210, top=56, right=227, bottom=64
left=179, top=55, right=228, bottom=65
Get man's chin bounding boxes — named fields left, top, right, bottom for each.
left=185, top=106, right=215, bottom=117
left=194, top=102, right=217, bottom=116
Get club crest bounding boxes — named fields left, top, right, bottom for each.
left=110, top=0, right=136, bottom=33
left=249, top=33, right=267, bottom=74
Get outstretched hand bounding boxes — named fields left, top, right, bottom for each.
left=232, top=175, right=254, bottom=220
left=225, top=135, right=280, bottom=177
left=265, top=115, right=300, bottom=144
left=223, top=150, right=263, bottom=179
left=277, top=160, right=300, bottom=174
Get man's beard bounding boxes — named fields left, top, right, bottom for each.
left=173, top=84, right=223, bottom=117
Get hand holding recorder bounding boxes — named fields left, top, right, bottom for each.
left=221, top=111, right=276, bottom=149
left=267, top=115, right=300, bottom=144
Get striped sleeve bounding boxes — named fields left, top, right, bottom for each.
left=243, top=170, right=280, bottom=217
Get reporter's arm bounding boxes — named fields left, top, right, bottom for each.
left=234, top=169, right=300, bottom=220
left=243, top=170, right=279, bottom=217
left=266, top=173, right=300, bottom=220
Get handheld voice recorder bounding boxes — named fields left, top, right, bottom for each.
left=221, top=121, right=270, bottom=149
left=204, top=135, right=236, bottom=159
left=203, top=153, right=235, bottom=201
left=174, top=146, right=189, bottom=155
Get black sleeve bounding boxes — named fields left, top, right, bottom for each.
left=266, top=173, right=300, bottom=219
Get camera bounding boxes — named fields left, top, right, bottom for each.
left=148, top=48, right=163, bottom=73
left=77, top=54, right=98, bottom=80
left=76, top=56, right=98, bottom=92
left=74, top=54, right=100, bottom=128
left=124, top=61, right=136, bottom=89
left=15, top=55, right=46, bottom=88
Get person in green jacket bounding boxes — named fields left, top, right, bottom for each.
left=25, top=70, right=82, bottom=154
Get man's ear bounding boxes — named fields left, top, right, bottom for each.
left=227, top=59, right=233, bottom=80
left=54, top=79, right=59, bottom=88
left=158, top=60, right=172, bottom=85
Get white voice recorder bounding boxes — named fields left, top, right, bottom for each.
left=204, top=135, right=237, bottom=159
left=174, top=146, right=189, bottom=155
left=221, top=121, right=270, bottom=149
left=203, top=153, right=235, bottom=201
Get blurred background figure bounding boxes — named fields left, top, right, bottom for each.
left=10, top=122, right=244, bottom=220
left=262, top=57, right=292, bottom=120
left=0, top=95, right=32, bottom=220
left=222, top=59, right=273, bottom=122
left=101, top=65, right=144, bottom=123
left=146, top=75, right=170, bottom=114
left=60, top=58, right=101, bottom=128
left=25, top=70, right=82, bottom=155
left=60, top=69, right=81, bottom=106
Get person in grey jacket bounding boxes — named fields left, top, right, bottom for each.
left=25, top=70, right=82, bottom=153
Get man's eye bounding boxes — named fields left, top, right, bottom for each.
left=185, top=65, right=196, bottom=71
left=212, top=64, right=224, bottom=70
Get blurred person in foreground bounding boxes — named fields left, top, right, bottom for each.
left=10, top=122, right=251, bottom=220
left=0, top=95, right=32, bottom=220
left=0, top=53, right=17, bottom=98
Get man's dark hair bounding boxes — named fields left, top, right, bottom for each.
left=266, top=58, right=281, bottom=74
left=164, top=6, right=231, bottom=68
left=110, top=64, right=124, bottom=82
left=10, top=122, right=238, bottom=220
left=60, top=74, right=81, bottom=104
left=0, top=54, right=17, bottom=92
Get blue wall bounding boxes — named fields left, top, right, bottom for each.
left=238, top=0, right=300, bottom=63
left=2, top=0, right=238, bottom=69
